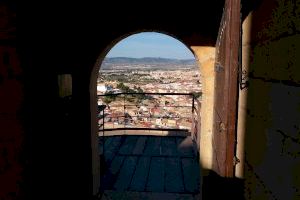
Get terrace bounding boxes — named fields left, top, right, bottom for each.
left=97, top=93, right=201, bottom=198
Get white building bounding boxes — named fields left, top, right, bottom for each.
left=97, top=85, right=107, bottom=93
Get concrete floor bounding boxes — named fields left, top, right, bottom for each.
left=99, top=135, right=201, bottom=199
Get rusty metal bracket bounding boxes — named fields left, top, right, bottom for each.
left=233, top=156, right=240, bottom=166
left=238, top=3, right=249, bottom=90
left=239, top=69, right=249, bottom=90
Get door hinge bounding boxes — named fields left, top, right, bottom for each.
left=219, top=122, right=226, bottom=133
left=233, top=156, right=240, bottom=166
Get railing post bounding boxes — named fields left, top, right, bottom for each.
left=192, top=94, right=195, bottom=114
left=103, top=106, right=105, bottom=155
left=191, top=94, right=196, bottom=141
left=123, top=93, right=126, bottom=134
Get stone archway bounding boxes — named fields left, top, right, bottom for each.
left=89, top=30, right=216, bottom=195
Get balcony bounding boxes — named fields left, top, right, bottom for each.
left=98, top=93, right=200, bottom=135
left=97, top=93, right=201, bottom=199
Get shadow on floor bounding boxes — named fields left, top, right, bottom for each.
left=202, top=170, right=244, bottom=200
left=98, top=134, right=201, bottom=199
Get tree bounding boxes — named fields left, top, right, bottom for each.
left=137, top=87, right=143, bottom=93
left=103, top=91, right=115, bottom=104
left=192, top=92, right=202, bottom=99
left=117, top=82, right=125, bottom=90
left=103, top=96, right=112, bottom=104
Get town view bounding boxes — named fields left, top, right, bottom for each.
left=97, top=57, right=202, bottom=132
left=97, top=32, right=202, bottom=198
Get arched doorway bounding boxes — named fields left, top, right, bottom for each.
left=90, top=31, right=211, bottom=198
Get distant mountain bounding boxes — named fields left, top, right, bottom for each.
left=101, top=57, right=197, bottom=70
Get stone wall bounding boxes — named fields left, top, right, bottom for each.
left=238, top=0, right=300, bottom=199
left=191, top=47, right=216, bottom=172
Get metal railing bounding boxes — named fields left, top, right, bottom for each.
left=97, top=92, right=200, bottom=137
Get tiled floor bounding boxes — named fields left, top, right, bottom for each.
left=99, top=190, right=197, bottom=200
left=99, top=135, right=200, bottom=199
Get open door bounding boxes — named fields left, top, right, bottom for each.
left=212, top=0, right=241, bottom=177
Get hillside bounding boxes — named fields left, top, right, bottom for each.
left=101, top=57, right=197, bottom=70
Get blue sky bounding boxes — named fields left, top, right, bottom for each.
left=106, top=32, right=195, bottom=59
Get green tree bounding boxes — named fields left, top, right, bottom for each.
left=103, top=96, right=112, bottom=104
left=117, top=82, right=125, bottom=90
left=137, top=87, right=143, bottom=93
left=103, top=91, right=115, bottom=104
left=192, top=92, right=202, bottom=99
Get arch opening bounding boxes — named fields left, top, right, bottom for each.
left=90, top=31, right=216, bottom=198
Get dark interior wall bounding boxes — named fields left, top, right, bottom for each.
left=0, top=1, right=225, bottom=200
left=243, top=0, right=300, bottom=199
left=0, top=2, right=22, bottom=200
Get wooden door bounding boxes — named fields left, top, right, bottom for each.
left=212, top=0, right=241, bottom=177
